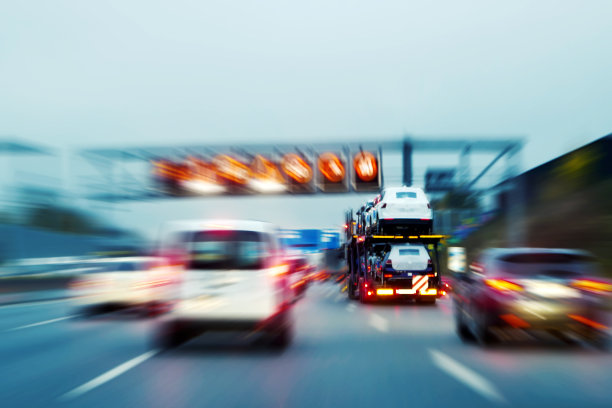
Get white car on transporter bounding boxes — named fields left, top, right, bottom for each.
left=371, top=186, right=433, bottom=235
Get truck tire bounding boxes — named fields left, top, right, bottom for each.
left=348, top=278, right=358, bottom=300
left=359, top=284, right=370, bottom=304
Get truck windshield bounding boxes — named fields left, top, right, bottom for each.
left=189, top=230, right=267, bottom=270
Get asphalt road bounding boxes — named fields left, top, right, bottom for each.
left=1, top=282, right=612, bottom=408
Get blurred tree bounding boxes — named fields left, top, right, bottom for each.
left=26, top=205, right=101, bottom=235
left=433, top=190, right=479, bottom=210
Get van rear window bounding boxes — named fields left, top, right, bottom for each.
left=399, top=249, right=420, bottom=256
left=396, top=192, right=417, bottom=199
left=189, top=230, right=267, bottom=270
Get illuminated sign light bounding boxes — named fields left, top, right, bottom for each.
left=318, top=152, right=345, bottom=183
left=153, top=160, right=190, bottom=181
left=213, top=154, right=250, bottom=185
left=352, top=150, right=381, bottom=192
left=281, top=153, right=313, bottom=184
left=249, top=155, right=286, bottom=193
left=353, top=151, right=378, bottom=182
left=182, top=156, right=226, bottom=194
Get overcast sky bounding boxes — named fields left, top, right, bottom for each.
left=1, top=1, right=611, bottom=238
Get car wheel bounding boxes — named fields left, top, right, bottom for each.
left=142, top=302, right=165, bottom=318
left=454, top=306, right=475, bottom=343
left=584, top=329, right=609, bottom=351
left=74, top=306, right=96, bottom=319
left=268, top=313, right=293, bottom=350
left=154, top=321, right=190, bottom=350
left=474, top=310, right=497, bottom=346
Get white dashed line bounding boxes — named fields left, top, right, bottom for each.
left=6, top=315, right=73, bottom=332
left=369, top=313, right=389, bottom=332
left=429, top=349, right=506, bottom=404
left=346, top=304, right=356, bottom=312
left=59, top=349, right=159, bottom=401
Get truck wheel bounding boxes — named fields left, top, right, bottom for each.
left=359, top=285, right=370, bottom=304
left=348, top=279, right=358, bottom=300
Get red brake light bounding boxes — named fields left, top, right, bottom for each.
left=485, top=279, right=523, bottom=292
left=383, top=274, right=392, bottom=278
left=386, top=259, right=392, bottom=265
left=571, top=279, right=612, bottom=294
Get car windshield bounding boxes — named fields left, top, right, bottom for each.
left=396, top=192, right=417, bottom=199
left=399, top=249, right=420, bottom=256
left=189, top=230, right=267, bottom=270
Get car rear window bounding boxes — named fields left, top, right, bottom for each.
left=399, top=249, right=420, bottom=256
left=396, top=192, right=417, bottom=199
left=189, top=230, right=267, bottom=270
left=497, top=252, right=597, bottom=277
left=499, top=253, right=595, bottom=264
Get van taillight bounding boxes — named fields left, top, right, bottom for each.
left=381, top=203, right=387, bottom=209
left=386, top=259, right=392, bottom=267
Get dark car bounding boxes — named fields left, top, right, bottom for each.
left=453, top=248, right=609, bottom=348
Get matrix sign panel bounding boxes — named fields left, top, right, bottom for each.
left=152, top=149, right=381, bottom=196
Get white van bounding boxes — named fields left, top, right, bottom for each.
left=153, top=220, right=294, bottom=349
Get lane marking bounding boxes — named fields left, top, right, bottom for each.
left=334, top=293, right=345, bottom=303
left=369, top=313, right=389, bottom=332
left=6, top=315, right=73, bottom=332
left=346, top=304, right=356, bottom=312
left=0, top=298, right=70, bottom=310
left=59, top=349, right=159, bottom=401
left=428, top=349, right=506, bottom=404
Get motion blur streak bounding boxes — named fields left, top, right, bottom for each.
left=500, top=314, right=530, bottom=329
left=568, top=315, right=608, bottom=330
